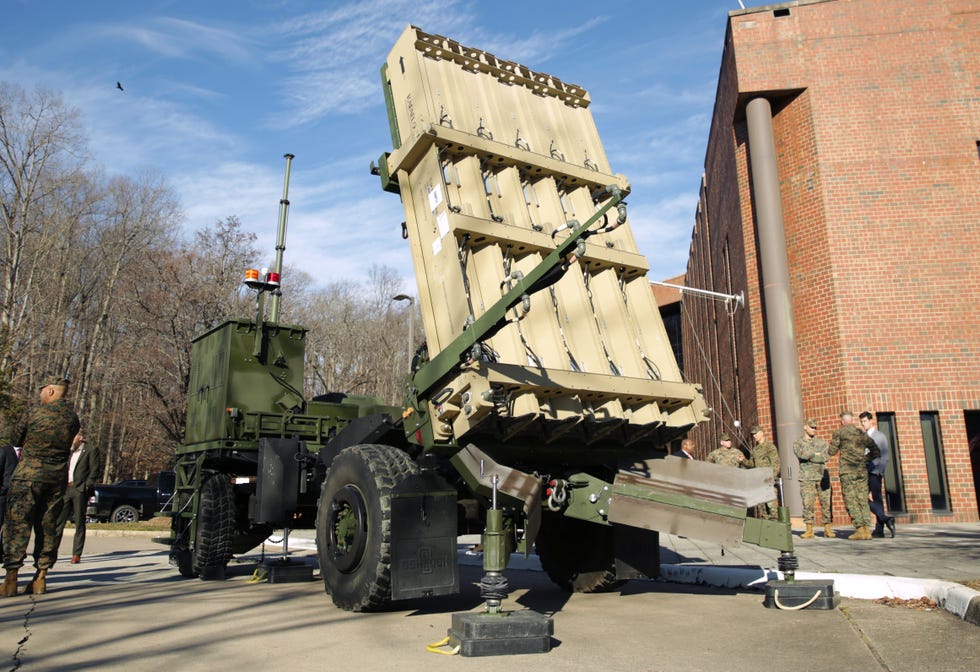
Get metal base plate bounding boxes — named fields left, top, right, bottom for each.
left=259, top=559, right=314, bottom=584
left=763, top=579, right=840, bottom=610
left=448, top=611, right=554, bottom=657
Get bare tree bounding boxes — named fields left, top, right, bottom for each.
left=284, top=265, right=415, bottom=405
left=118, top=216, right=260, bottom=452
left=0, top=83, right=88, bottom=428
left=0, top=80, right=423, bottom=479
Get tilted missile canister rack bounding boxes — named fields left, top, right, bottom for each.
left=158, top=25, right=800, bottom=657
left=377, top=19, right=793, bottom=576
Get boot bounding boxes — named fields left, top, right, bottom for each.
left=1, top=569, right=18, bottom=597
left=801, top=523, right=815, bottom=539
left=848, top=526, right=872, bottom=540
left=823, top=524, right=837, bottom=538
left=23, top=568, right=47, bottom=595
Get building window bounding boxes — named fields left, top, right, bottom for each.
left=920, top=412, right=951, bottom=512
left=876, top=413, right=905, bottom=514
left=965, top=410, right=980, bottom=517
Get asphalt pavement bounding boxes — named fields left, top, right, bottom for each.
left=0, top=523, right=977, bottom=672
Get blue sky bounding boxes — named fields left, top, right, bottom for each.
left=1, top=0, right=743, bottom=294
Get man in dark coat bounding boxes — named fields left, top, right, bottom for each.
left=0, top=443, right=19, bottom=562
left=860, top=411, right=896, bottom=538
left=55, top=431, right=102, bottom=563
left=1, top=377, right=80, bottom=596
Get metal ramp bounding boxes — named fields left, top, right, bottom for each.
left=380, top=25, right=708, bottom=452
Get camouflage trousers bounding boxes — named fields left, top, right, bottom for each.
left=2, top=480, right=66, bottom=571
left=839, top=470, right=872, bottom=528
left=799, top=479, right=832, bottom=524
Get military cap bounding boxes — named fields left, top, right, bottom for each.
left=719, top=433, right=732, bottom=442
left=41, top=376, right=70, bottom=388
left=750, top=425, right=763, bottom=434
left=804, top=418, right=818, bottom=428
left=840, top=410, right=853, bottom=418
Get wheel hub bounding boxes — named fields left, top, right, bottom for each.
left=328, top=485, right=367, bottom=572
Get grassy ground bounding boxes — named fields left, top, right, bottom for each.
left=66, top=517, right=172, bottom=532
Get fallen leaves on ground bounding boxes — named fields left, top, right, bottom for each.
left=873, top=596, right=938, bottom=610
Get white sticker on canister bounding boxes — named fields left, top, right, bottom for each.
left=428, top=185, right=443, bottom=212
left=436, top=211, right=450, bottom=238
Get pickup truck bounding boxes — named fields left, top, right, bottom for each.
left=87, top=471, right=176, bottom=523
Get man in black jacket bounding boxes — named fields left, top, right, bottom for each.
left=55, top=431, right=102, bottom=563
left=0, top=443, right=19, bottom=562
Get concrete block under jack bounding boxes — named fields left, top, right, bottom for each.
left=764, top=579, right=840, bottom=610
left=448, top=611, right=554, bottom=657
left=259, top=559, right=314, bottom=583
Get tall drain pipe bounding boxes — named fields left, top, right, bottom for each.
left=745, top=97, right=803, bottom=516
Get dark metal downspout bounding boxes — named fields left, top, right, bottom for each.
left=745, top=97, right=803, bottom=516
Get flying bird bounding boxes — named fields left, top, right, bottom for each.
left=116, top=81, right=124, bottom=91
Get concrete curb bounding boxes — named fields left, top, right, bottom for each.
left=659, top=563, right=980, bottom=625
left=462, top=546, right=980, bottom=624
left=86, top=529, right=167, bottom=538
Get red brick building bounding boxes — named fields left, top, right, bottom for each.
left=682, top=0, right=980, bottom=523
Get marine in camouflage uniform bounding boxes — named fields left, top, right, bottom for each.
left=793, top=419, right=834, bottom=538
left=2, top=377, right=80, bottom=596
left=747, top=425, right=780, bottom=520
left=828, top=411, right=879, bottom=540
left=705, top=434, right=746, bottom=468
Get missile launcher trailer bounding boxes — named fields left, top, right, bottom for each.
left=158, top=25, right=794, bottom=613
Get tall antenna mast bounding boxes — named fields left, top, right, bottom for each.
left=270, top=153, right=294, bottom=322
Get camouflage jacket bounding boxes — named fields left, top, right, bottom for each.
left=793, top=435, right=830, bottom=481
left=706, top=446, right=745, bottom=468
left=748, top=441, right=780, bottom=478
left=12, top=399, right=81, bottom=485
left=829, top=423, right=879, bottom=474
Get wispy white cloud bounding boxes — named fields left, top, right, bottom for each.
left=268, top=0, right=475, bottom=124
left=264, top=1, right=609, bottom=127
left=628, top=192, right=698, bottom=279
left=79, top=91, right=241, bottom=177
left=465, top=16, right=608, bottom=66
left=96, top=17, right=259, bottom=64
left=604, top=110, right=711, bottom=190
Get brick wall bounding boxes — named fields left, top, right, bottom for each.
left=684, top=0, right=980, bottom=522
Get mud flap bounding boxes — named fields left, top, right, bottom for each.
left=390, top=470, right=460, bottom=601
left=255, top=437, right=302, bottom=526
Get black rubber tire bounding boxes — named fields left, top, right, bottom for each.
left=535, top=513, right=626, bottom=593
left=172, top=547, right=195, bottom=578
left=192, top=471, right=235, bottom=579
left=110, top=504, right=140, bottom=523
left=316, top=444, right=418, bottom=612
